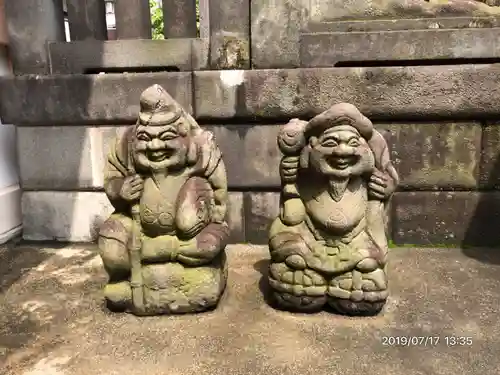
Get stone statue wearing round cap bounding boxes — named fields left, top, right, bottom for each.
left=268, top=103, right=399, bottom=315
left=98, top=84, right=230, bottom=315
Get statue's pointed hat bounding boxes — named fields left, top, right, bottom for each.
left=305, top=103, right=373, bottom=140
left=138, top=84, right=182, bottom=125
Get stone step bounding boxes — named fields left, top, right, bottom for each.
left=0, top=244, right=499, bottom=374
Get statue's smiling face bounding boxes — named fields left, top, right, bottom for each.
left=309, top=124, right=375, bottom=179
left=133, top=121, right=189, bottom=171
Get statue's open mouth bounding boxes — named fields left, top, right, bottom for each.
left=147, top=150, right=171, bottom=162
left=330, top=156, right=357, bottom=170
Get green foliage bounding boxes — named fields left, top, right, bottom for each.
left=149, top=0, right=200, bottom=40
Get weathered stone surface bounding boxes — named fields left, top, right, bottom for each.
left=380, top=122, right=481, bottom=190
left=207, top=125, right=281, bottom=188
left=305, top=17, right=500, bottom=32
left=210, top=0, right=250, bottom=69
left=4, top=0, right=66, bottom=74
left=392, top=191, right=500, bottom=246
left=162, top=0, right=197, bottom=38
left=193, top=65, right=500, bottom=121
left=66, top=0, right=107, bottom=40
left=21, top=191, right=244, bottom=243
left=251, top=0, right=308, bottom=68
left=244, top=192, right=279, bottom=244
left=0, top=73, right=192, bottom=125
left=49, top=39, right=206, bottom=73
left=114, top=0, right=152, bottom=39
left=22, top=191, right=114, bottom=242
left=301, top=28, right=500, bottom=67
left=267, top=104, right=398, bottom=315
left=309, top=0, right=500, bottom=22
left=18, top=126, right=118, bottom=190
left=2, top=244, right=500, bottom=375
left=479, top=123, right=500, bottom=189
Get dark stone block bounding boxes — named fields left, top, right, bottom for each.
left=378, top=122, right=481, bottom=190
left=244, top=192, right=279, bottom=244
left=392, top=191, right=500, bottom=246
left=301, top=28, right=500, bottom=68
left=0, top=73, right=192, bottom=126
left=479, top=123, right=500, bottom=189
left=194, top=65, right=500, bottom=121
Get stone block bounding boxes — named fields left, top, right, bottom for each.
left=392, top=191, right=500, bottom=247
left=308, top=0, right=500, bottom=22
left=244, top=192, right=279, bottom=244
left=66, top=0, right=107, bottom=41
left=250, top=0, right=308, bottom=68
left=162, top=0, right=197, bottom=38
left=479, top=123, right=500, bottom=189
left=226, top=192, right=245, bottom=243
left=114, top=0, right=151, bottom=39
left=18, top=126, right=121, bottom=190
left=206, top=125, right=281, bottom=188
left=49, top=39, right=199, bottom=73
left=0, top=72, right=192, bottom=126
left=305, top=17, right=500, bottom=33
left=22, top=191, right=114, bottom=242
left=21, top=191, right=245, bottom=243
left=193, top=65, right=500, bottom=121
left=209, top=0, right=250, bottom=69
left=378, top=122, right=481, bottom=190
left=301, top=28, right=500, bottom=68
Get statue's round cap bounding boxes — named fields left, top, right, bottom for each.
left=138, top=84, right=182, bottom=125
left=305, top=103, right=373, bottom=140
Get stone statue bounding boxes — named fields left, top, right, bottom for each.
left=268, top=103, right=398, bottom=316
left=98, top=84, right=229, bottom=316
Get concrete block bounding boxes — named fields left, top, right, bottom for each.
left=114, top=0, right=151, bottom=39
left=21, top=191, right=246, bottom=243
left=305, top=17, right=500, bottom=33
left=0, top=72, right=192, bottom=125
left=162, top=0, right=197, bottom=38
left=193, top=65, right=500, bottom=121
left=207, top=125, right=281, bottom=188
left=392, top=191, right=500, bottom=247
left=22, top=191, right=114, bottom=242
left=66, top=0, right=107, bottom=40
left=226, top=192, right=245, bottom=243
left=244, top=192, right=279, bottom=244
left=17, top=126, right=121, bottom=190
left=301, top=28, right=500, bottom=68
left=379, top=122, right=481, bottom=190
left=0, top=184, right=22, bottom=244
left=49, top=39, right=199, bottom=73
left=250, top=0, right=308, bottom=68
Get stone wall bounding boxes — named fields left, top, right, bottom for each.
left=2, top=0, right=500, bottom=246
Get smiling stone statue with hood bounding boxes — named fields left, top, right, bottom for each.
left=268, top=103, right=399, bottom=315
left=98, top=84, right=229, bottom=316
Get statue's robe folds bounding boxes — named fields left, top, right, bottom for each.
left=98, top=126, right=230, bottom=315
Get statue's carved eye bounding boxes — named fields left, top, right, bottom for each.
left=159, top=131, right=178, bottom=141
left=137, top=133, right=151, bottom=141
left=320, top=138, right=338, bottom=147
left=348, top=138, right=360, bottom=147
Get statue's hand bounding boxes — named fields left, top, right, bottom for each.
left=120, top=174, right=144, bottom=202
left=368, top=169, right=395, bottom=200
